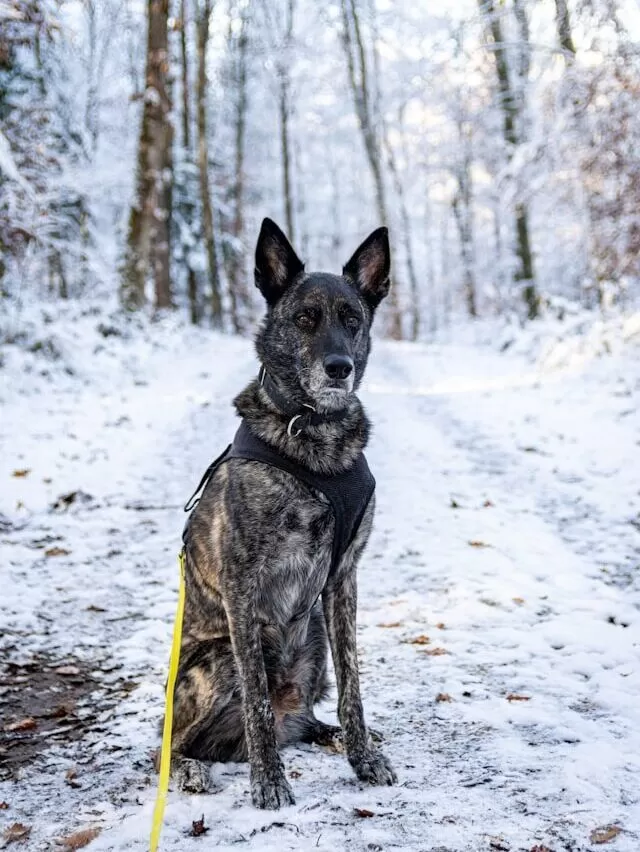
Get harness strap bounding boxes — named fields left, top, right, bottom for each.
left=183, top=444, right=232, bottom=512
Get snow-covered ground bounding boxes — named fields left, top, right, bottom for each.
left=1, top=309, right=639, bottom=851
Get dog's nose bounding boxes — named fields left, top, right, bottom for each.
left=324, top=354, right=353, bottom=380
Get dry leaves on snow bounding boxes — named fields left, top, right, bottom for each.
left=5, top=717, right=37, bottom=732
left=435, top=693, right=452, bottom=702
left=590, top=825, right=622, bottom=844
left=506, top=694, right=531, bottom=702
left=377, top=621, right=402, bottom=629
left=190, top=816, right=208, bottom=837
left=420, top=647, right=449, bottom=657
left=12, top=469, right=30, bottom=478
left=3, top=823, right=31, bottom=844
left=0, top=801, right=9, bottom=809
left=65, top=768, right=81, bottom=789
left=354, top=808, right=375, bottom=818
left=45, top=546, right=71, bottom=557
left=468, top=540, right=491, bottom=548
left=403, top=634, right=431, bottom=645
left=55, top=827, right=101, bottom=850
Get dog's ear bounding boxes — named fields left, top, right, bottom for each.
left=255, top=218, right=304, bottom=305
left=343, top=227, right=391, bottom=313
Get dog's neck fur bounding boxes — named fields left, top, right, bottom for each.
left=233, top=377, right=370, bottom=475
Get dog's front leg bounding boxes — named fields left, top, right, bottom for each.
left=323, top=569, right=397, bottom=786
left=224, top=598, right=295, bottom=809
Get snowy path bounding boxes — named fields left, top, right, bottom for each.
left=1, top=329, right=639, bottom=852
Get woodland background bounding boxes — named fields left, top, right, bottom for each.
left=1, top=0, right=640, bottom=339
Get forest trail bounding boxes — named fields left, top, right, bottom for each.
left=1, top=330, right=639, bottom=852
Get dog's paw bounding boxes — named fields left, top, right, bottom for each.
left=351, top=749, right=397, bottom=786
left=250, top=764, right=295, bottom=810
left=174, top=757, right=213, bottom=794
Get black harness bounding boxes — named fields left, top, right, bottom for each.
left=184, top=419, right=375, bottom=577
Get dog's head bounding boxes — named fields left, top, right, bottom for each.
left=254, top=218, right=390, bottom=411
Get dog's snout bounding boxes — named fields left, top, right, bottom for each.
left=323, top=354, right=353, bottom=380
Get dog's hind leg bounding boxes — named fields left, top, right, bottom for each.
left=168, top=638, right=247, bottom=794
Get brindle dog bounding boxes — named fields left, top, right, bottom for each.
left=171, top=218, right=397, bottom=809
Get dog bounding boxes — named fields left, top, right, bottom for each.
left=170, top=217, right=397, bottom=809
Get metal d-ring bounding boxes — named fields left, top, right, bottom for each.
left=287, top=414, right=304, bottom=438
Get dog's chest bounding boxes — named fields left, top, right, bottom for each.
left=255, top=491, right=334, bottom=626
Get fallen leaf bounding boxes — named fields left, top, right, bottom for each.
left=12, top=469, right=30, bottom=478
left=435, top=622, right=446, bottom=629
left=468, top=540, right=491, bottom=548
left=5, top=717, right=37, bottom=732
left=3, top=823, right=31, bottom=844
left=55, top=665, right=80, bottom=676
left=450, top=498, right=461, bottom=508
left=43, top=477, right=52, bottom=484
left=420, top=647, right=449, bottom=657
left=377, top=621, right=402, bottom=628
left=483, top=499, right=494, bottom=507
left=289, top=770, right=302, bottom=779
left=86, top=604, right=106, bottom=613
left=50, top=703, right=75, bottom=719
left=45, top=546, right=71, bottom=557
left=190, top=816, right=208, bottom=837
left=0, top=801, right=9, bottom=809
left=462, top=690, right=473, bottom=698
left=512, top=597, right=525, bottom=605
left=55, top=827, right=101, bottom=850
left=590, top=825, right=622, bottom=844
left=530, top=846, right=554, bottom=852
left=404, top=634, right=431, bottom=645
left=65, top=768, right=81, bottom=789
left=354, top=808, right=375, bottom=818
left=506, top=694, right=531, bottom=702
left=435, top=693, right=452, bottom=702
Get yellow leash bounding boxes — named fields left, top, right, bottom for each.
left=150, top=550, right=186, bottom=852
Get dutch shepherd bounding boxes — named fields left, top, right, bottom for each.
left=171, top=218, right=397, bottom=808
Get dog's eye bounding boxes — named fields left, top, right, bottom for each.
left=295, top=310, right=317, bottom=331
left=344, top=314, right=361, bottom=334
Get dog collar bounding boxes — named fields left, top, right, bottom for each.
left=258, top=366, right=350, bottom=438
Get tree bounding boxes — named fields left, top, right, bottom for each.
left=223, top=0, right=251, bottom=332
left=477, top=0, right=539, bottom=319
left=0, top=1, right=88, bottom=301
left=195, top=0, right=223, bottom=327
left=121, top=0, right=173, bottom=311
left=339, top=0, right=403, bottom=338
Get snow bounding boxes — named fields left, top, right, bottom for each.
left=1, top=309, right=639, bottom=851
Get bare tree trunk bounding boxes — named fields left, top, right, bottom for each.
left=121, top=0, right=173, bottom=311
left=384, top=128, right=420, bottom=338
left=277, top=0, right=295, bottom=242
left=179, top=0, right=200, bottom=324
left=227, top=5, right=250, bottom=332
left=452, top=143, right=477, bottom=318
left=478, top=0, right=538, bottom=319
left=555, top=0, right=576, bottom=57
left=84, top=0, right=99, bottom=155
left=340, top=0, right=402, bottom=339
left=196, top=0, right=223, bottom=327
left=154, top=97, right=173, bottom=310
